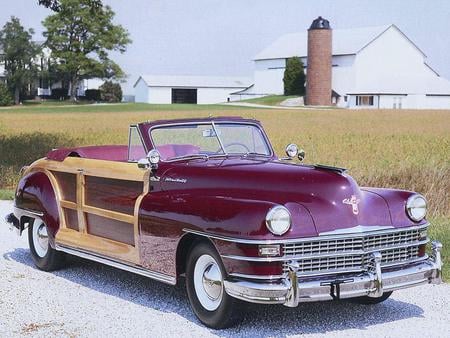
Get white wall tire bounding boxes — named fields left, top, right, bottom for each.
left=193, top=254, right=224, bottom=311
left=32, top=221, right=49, bottom=258
left=28, top=218, right=65, bottom=271
left=186, top=242, right=241, bottom=329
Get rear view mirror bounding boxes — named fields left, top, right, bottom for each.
left=202, top=129, right=216, bottom=137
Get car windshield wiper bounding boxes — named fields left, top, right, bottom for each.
left=168, top=154, right=209, bottom=162
left=243, top=152, right=270, bottom=158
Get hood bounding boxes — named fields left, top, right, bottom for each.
left=158, top=158, right=392, bottom=235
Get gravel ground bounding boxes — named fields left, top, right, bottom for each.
left=0, top=200, right=449, bottom=337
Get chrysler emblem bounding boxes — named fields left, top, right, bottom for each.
left=343, top=195, right=360, bottom=215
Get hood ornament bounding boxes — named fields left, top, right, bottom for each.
left=342, top=195, right=360, bottom=215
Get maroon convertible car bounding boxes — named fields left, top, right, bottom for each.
left=7, top=116, right=442, bottom=328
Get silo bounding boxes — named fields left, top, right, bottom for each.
left=306, top=16, right=332, bottom=106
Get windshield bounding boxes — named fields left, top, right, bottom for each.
left=150, top=122, right=271, bottom=160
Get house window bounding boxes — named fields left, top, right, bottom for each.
left=344, top=95, right=348, bottom=102
left=356, top=95, right=374, bottom=106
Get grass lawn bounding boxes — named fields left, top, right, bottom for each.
left=0, top=103, right=448, bottom=279
left=0, top=102, right=248, bottom=114
left=241, top=95, right=300, bottom=106
left=0, top=189, right=14, bottom=200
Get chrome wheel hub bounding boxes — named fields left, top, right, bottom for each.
left=194, top=254, right=223, bottom=311
left=33, top=221, right=49, bottom=258
left=202, top=263, right=223, bottom=300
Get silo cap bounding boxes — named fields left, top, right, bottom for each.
left=309, top=16, right=331, bottom=30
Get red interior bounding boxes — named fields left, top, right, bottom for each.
left=47, top=144, right=201, bottom=162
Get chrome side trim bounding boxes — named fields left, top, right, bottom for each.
left=183, top=223, right=429, bottom=245
left=220, top=239, right=429, bottom=262
left=14, top=206, right=44, bottom=218
left=55, top=244, right=176, bottom=285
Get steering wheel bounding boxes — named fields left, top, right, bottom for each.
left=216, top=142, right=251, bottom=154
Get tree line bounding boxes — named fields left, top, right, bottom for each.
left=0, top=0, right=130, bottom=105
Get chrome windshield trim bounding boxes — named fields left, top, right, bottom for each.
left=220, top=239, right=429, bottom=262
left=211, top=121, right=227, bottom=155
left=183, top=223, right=429, bottom=245
left=148, top=120, right=275, bottom=160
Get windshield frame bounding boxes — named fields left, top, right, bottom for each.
left=147, top=120, right=274, bottom=162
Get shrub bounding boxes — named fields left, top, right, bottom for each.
left=283, top=57, right=306, bottom=96
left=50, top=88, right=69, bottom=100
left=84, top=89, right=101, bottom=101
left=0, top=82, right=13, bottom=106
left=99, top=81, right=122, bottom=103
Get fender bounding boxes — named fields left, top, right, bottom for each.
left=15, top=170, right=60, bottom=247
left=139, top=192, right=316, bottom=279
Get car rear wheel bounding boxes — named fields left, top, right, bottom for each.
left=28, top=219, right=65, bottom=271
left=186, top=242, right=241, bottom=329
left=351, top=291, right=393, bottom=304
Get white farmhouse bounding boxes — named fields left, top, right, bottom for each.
left=134, top=75, right=251, bottom=104
left=244, top=24, right=450, bottom=109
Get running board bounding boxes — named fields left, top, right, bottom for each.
left=55, top=244, right=176, bottom=285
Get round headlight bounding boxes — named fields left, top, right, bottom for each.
left=265, top=205, right=291, bottom=235
left=406, top=194, right=427, bottom=222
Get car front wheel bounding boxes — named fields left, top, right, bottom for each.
left=28, top=219, right=65, bottom=271
left=186, top=242, right=240, bottom=329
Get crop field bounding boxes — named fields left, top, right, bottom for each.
left=0, top=104, right=449, bottom=278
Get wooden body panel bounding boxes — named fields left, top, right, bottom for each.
left=23, top=157, right=149, bottom=265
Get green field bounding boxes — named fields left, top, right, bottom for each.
left=0, top=103, right=448, bottom=279
left=241, top=95, right=299, bottom=106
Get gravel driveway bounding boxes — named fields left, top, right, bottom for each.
left=0, top=200, right=449, bottom=337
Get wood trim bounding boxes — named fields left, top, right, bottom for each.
left=25, top=157, right=148, bottom=265
left=55, top=228, right=139, bottom=263
left=27, top=167, right=67, bottom=229
left=31, top=157, right=147, bottom=181
left=60, top=200, right=77, bottom=210
left=77, top=171, right=87, bottom=234
left=134, top=169, right=150, bottom=258
left=84, top=205, right=134, bottom=224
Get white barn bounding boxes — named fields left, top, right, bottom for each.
left=244, top=24, right=450, bottom=109
left=134, top=75, right=251, bottom=104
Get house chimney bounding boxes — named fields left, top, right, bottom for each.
left=306, top=16, right=332, bottom=106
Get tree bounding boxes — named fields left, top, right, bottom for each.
left=38, top=0, right=102, bottom=12
left=99, top=81, right=122, bottom=102
left=283, top=57, right=306, bottom=96
left=0, top=17, right=41, bottom=104
left=0, top=82, right=13, bottom=106
left=42, top=0, right=131, bottom=101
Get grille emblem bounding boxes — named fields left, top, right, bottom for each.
left=343, top=195, right=360, bottom=215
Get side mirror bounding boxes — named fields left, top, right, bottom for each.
left=282, top=143, right=306, bottom=162
left=137, top=149, right=161, bottom=170
left=285, top=143, right=299, bottom=159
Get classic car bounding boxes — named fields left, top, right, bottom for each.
left=6, top=116, right=442, bottom=328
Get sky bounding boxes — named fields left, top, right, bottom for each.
left=1, top=0, right=450, bottom=94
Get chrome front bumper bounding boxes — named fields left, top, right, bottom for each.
left=224, top=241, right=443, bottom=306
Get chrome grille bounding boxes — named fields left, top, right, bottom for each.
left=283, top=227, right=425, bottom=275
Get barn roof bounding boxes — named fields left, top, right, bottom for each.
left=254, top=24, right=425, bottom=60
left=134, top=75, right=252, bottom=89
